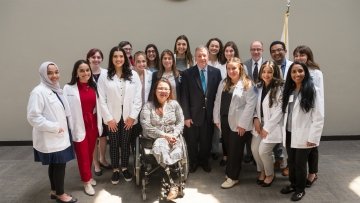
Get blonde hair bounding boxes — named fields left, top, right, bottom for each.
left=224, top=57, right=252, bottom=91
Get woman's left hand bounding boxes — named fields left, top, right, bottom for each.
left=306, top=141, right=316, bottom=147
left=237, top=126, right=246, bottom=136
left=124, top=117, right=135, bottom=130
left=164, top=134, right=177, bottom=145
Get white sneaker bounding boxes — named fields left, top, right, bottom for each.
left=221, top=178, right=239, bottom=189
left=90, top=178, right=97, bottom=186
left=84, top=183, right=95, bottom=196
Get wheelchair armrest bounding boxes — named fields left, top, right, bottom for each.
left=139, top=136, right=154, bottom=149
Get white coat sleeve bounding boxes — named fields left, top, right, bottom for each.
left=308, top=88, right=324, bottom=145
left=238, top=85, right=257, bottom=129
left=27, top=91, right=60, bottom=133
left=213, top=81, right=224, bottom=124
left=129, top=72, right=142, bottom=120
left=97, top=75, right=113, bottom=123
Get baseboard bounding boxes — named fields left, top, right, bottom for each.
left=0, top=141, right=32, bottom=146
left=320, top=135, right=360, bottom=141
left=0, top=135, right=360, bottom=146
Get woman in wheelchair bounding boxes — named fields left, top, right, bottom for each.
left=140, top=79, right=185, bottom=200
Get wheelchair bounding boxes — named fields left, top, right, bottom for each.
left=134, top=134, right=189, bottom=201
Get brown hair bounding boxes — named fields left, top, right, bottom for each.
left=223, top=57, right=252, bottom=91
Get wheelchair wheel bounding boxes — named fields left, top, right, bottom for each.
left=179, top=135, right=189, bottom=181
left=141, top=178, right=147, bottom=200
left=135, top=137, right=141, bottom=186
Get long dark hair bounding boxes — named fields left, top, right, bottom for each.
left=145, top=44, right=160, bottom=70
left=221, top=41, right=240, bottom=64
left=152, top=79, right=174, bottom=109
left=157, top=49, right=180, bottom=79
left=107, top=46, right=132, bottom=81
left=68, top=59, right=98, bottom=96
left=174, top=35, right=194, bottom=67
left=258, top=61, right=284, bottom=108
left=206, top=38, right=224, bottom=63
left=293, top=45, right=320, bottom=70
left=282, top=62, right=315, bottom=113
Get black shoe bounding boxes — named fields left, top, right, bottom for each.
left=122, top=169, right=133, bottom=182
left=291, top=191, right=305, bottom=201
left=56, top=196, right=78, bottom=203
left=262, top=176, right=275, bottom=187
left=50, top=193, right=57, bottom=200
left=280, top=185, right=295, bottom=194
left=256, top=179, right=264, bottom=185
left=111, top=171, right=120, bottom=185
left=94, top=168, right=102, bottom=176
left=202, top=163, right=212, bottom=173
left=306, top=174, right=318, bottom=188
left=219, top=159, right=227, bottom=167
left=244, top=155, right=253, bottom=164
left=189, top=163, right=198, bottom=173
left=211, top=153, right=219, bottom=160
left=99, top=162, right=112, bottom=169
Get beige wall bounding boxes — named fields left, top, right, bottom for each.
left=1, top=0, right=359, bottom=141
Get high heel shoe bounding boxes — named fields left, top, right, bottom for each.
left=306, top=174, right=318, bottom=187
left=167, top=186, right=179, bottom=200
left=262, top=175, right=275, bottom=187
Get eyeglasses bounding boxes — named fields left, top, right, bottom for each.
left=250, top=48, right=263, bottom=52
left=156, top=87, right=170, bottom=91
left=123, top=48, right=132, bottom=51
left=147, top=50, right=156, bottom=53
left=270, top=48, right=284, bottom=54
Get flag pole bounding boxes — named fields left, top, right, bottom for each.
left=281, top=0, right=291, bottom=59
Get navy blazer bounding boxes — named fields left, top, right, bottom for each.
left=181, top=65, right=222, bottom=126
left=149, top=71, right=182, bottom=103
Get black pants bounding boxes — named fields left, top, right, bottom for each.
left=226, top=130, right=252, bottom=180
left=48, top=163, right=66, bottom=195
left=107, top=118, right=132, bottom=169
left=286, top=131, right=311, bottom=192
left=220, top=116, right=230, bottom=157
left=185, top=119, right=213, bottom=166
left=308, top=147, right=318, bottom=174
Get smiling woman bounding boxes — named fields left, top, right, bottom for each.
left=63, top=60, right=102, bottom=196
left=27, top=61, right=77, bottom=202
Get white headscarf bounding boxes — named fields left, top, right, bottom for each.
left=38, top=61, right=71, bottom=117
left=39, top=61, right=62, bottom=94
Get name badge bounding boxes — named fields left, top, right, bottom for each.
left=289, top=95, right=294, bottom=103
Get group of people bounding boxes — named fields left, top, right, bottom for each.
left=26, top=35, right=324, bottom=202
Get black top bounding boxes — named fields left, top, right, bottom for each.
left=220, top=88, right=234, bottom=117
left=260, top=86, right=270, bottom=118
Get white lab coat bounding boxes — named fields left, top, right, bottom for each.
left=252, top=87, right=283, bottom=143
left=63, top=84, right=103, bottom=142
left=282, top=87, right=324, bottom=148
left=97, top=70, right=142, bottom=124
left=143, top=69, right=153, bottom=103
left=27, top=83, right=71, bottom=153
left=213, top=79, right=257, bottom=132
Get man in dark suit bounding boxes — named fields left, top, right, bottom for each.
left=243, top=40, right=264, bottom=164
left=181, top=46, right=222, bottom=173
left=244, top=40, right=264, bottom=83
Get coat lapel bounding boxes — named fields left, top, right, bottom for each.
left=191, top=66, right=203, bottom=93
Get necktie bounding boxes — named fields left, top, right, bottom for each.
left=281, top=64, right=286, bottom=78
left=200, top=69, right=206, bottom=94
left=253, top=62, right=258, bottom=83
